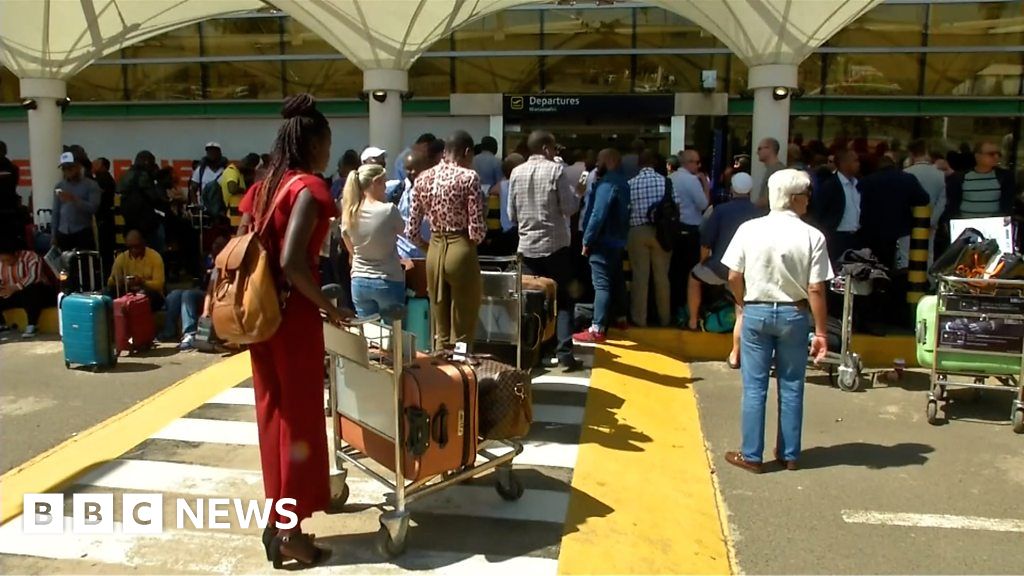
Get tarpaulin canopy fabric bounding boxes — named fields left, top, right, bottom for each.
left=0, top=0, right=262, bottom=79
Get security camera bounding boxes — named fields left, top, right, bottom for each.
left=371, top=90, right=388, bottom=104
left=700, top=70, right=717, bottom=93
left=58, top=97, right=71, bottom=111
left=20, top=99, right=37, bottom=110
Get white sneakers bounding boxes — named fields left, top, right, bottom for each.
left=21, top=325, right=37, bottom=339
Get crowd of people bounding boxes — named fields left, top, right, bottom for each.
left=2, top=91, right=1022, bottom=564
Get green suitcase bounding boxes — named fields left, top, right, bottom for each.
left=916, top=295, right=1023, bottom=375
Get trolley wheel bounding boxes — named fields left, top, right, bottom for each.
left=375, top=525, right=407, bottom=559
left=933, top=385, right=946, bottom=402
left=836, top=361, right=862, bottom=393
left=1012, top=409, right=1024, bottom=434
left=65, top=361, right=70, bottom=369
left=495, top=473, right=524, bottom=501
left=926, top=400, right=940, bottom=425
left=329, top=482, right=350, bottom=510
left=91, top=365, right=102, bottom=373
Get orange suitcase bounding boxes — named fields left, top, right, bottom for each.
left=338, top=356, right=478, bottom=481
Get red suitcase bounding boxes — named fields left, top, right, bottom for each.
left=338, top=356, right=478, bottom=481
left=114, top=292, right=156, bottom=355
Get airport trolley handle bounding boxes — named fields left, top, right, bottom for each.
left=936, top=275, right=1024, bottom=288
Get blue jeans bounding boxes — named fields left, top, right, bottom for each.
left=351, top=277, right=406, bottom=321
left=740, top=303, right=810, bottom=463
left=588, top=245, right=625, bottom=332
left=162, top=288, right=205, bottom=339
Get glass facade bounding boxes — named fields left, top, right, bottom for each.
left=0, top=1, right=1021, bottom=168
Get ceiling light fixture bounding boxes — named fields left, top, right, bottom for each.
left=772, top=86, right=790, bottom=100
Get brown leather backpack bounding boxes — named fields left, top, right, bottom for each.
left=211, top=175, right=302, bottom=345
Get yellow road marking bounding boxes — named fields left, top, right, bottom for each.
left=558, top=340, right=732, bottom=575
left=0, top=352, right=252, bottom=524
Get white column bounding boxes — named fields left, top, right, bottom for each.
left=670, top=115, right=686, bottom=156
left=747, top=64, right=798, bottom=206
left=363, top=69, right=408, bottom=175
left=488, top=115, right=503, bottom=157
left=20, top=78, right=66, bottom=213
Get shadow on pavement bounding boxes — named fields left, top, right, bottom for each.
left=315, top=476, right=612, bottom=569
left=600, top=345, right=699, bottom=390
left=798, top=441, right=935, bottom=470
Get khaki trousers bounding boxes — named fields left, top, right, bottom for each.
left=627, top=225, right=672, bottom=327
left=426, top=233, right=482, bottom=350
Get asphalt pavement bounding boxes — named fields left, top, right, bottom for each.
left=0, top=335, right=223, bottom=475
left=693, top=361, right=1024, bottom=575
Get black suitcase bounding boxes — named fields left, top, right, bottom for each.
left=61, top=250, right=104, bottom=293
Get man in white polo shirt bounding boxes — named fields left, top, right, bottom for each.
left=720, top=169, right=832, bottom=474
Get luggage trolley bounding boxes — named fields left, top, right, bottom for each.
left=324, top=316, right=525, bottom=558
left=809, top=273, right=867, bottom=392
left=921, top=276, right=1024, bottom=433
left=476, top=254, right=525, bottom=370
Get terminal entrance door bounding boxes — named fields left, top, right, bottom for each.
left=504, top=121, right=671, bottom=160
left=501, top=94, right=674, bottom=160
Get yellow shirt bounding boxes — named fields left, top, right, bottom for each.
left=108, top=247, right=165, bottom=294
left=220, top=164, right=246, bottom=226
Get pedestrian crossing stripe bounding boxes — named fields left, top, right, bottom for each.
left=0, top=337, right=734, bottom=574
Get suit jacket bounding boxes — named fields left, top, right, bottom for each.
left=809, top=172, right=849, bottom=236
left=859, top=167, right=930, bottom=245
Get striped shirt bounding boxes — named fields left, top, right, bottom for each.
left=960, top=170, right=1002, bottom=217
left=628, top=168, right=669, bottom=227
left=0, top=250, right=47, bottom=291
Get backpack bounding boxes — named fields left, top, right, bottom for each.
left=202, top=176, right=226, bottom=218
left=647, top=176, right=681, bottom=252
left=210, top=175, right=303, bottom=345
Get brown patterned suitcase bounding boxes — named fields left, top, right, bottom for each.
left=338, top=355, right=478, bottom=481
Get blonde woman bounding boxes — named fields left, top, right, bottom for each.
left=341, top=163, right=406, bottom=319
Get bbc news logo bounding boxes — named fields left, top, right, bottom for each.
left=23, top=494, right=298, bottom=534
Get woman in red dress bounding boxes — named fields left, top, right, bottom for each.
left=238, top=94, right=352, bottom=568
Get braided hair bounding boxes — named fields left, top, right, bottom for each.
left=252, top=93, right=331, bottom=224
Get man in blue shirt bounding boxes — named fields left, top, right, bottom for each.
left=688, top=172, right=764, bottom=367
left=472, top=136, right=503, bottom=196
left=51, top=152, right=101, bottom=252
left=575, top=149, right=630, bottom=343
left=396, top=152, right=430, bottom=259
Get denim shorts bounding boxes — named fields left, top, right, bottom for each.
left=350, top=277, right=407, bottom=321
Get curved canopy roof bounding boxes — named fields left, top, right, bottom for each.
left=0, top=0, right=262, bottom=79
left=0, top=0, right=882, bottom=79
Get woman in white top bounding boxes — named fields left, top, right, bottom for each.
left=341, top=163, right=406, bottom=320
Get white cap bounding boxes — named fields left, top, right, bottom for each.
left=205, top=142, right=221, bottom=149
left=58, top=152, right=76, bottom=166
left=361, top=146, right=386, bottom=163
left=730, top=172, right=753, bottom=195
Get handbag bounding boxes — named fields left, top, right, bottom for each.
left=647, top=176, right=681, bottom=252
left=211, top=175, right=302, bottom=345
left=434, top=350, right=533, bottom=439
